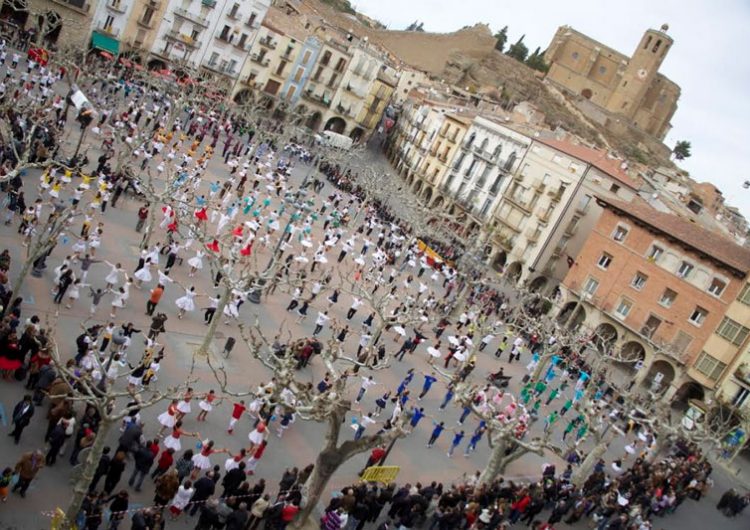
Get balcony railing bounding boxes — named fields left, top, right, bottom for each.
left=249, top=54, right=270, bottom=67
left=525, top=227, right=541, bottom=243
left=174, top=7, right=210, bottom=27
left=165, top=30, right=200, bottom=49
left=96, top=24, right=120, bottom=37
left=203, top=61, right=238, bottom=78
left=302, top=90, right=331, bottom=108
left=107, top=0, right=126, bottom=13
left=258, top=36, right=277, bottom=49
left=202, top=0, right=217, bottom=7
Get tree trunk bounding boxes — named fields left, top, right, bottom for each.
left=572, top=438, right=608, bottom=487
left=291, top=447, right=343, bottom=529
left=10, top=254, right=36, bottom=303
left=195, top=284, right=231, bottom=357
left=479, top=438, right=510, bottom=485
left=139, top=204, right=158, bottom=250
left=65, top=417, right=113, bottom=527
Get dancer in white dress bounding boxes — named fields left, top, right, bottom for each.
left=157, top=400, right=179, bottom=437
left=175, top=286, right=197, bottom=319
left=104, top=261, right=123, bottom=289
left=162, top=420, right=198, bottom=453
left=110, top=287, right=127, bottom=318
left=65, top=279, right=88, bottom=309
left=190, top=440, right=230, bottom=479
left=133, top=258, right=153, bottom=287
left=187, top=250, right=204, bottom=278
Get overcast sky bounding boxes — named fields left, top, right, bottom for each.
left=354, top=0, right=750, bottom=219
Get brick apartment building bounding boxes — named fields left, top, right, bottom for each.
left=557, top=196, right=750, bottom=402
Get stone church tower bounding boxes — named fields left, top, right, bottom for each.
left=605, top=25, right=673, bottom=119
left=543, top=24, right=680, bottom=140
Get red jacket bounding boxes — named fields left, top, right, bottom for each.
left=156, top=451, right=173, bottom=470
left=511, top=495, right=531, bottom=512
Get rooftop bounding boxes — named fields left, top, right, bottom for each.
left=597, top=196, right=750, bottom=275
left=535, top=137, right=640, bottom=190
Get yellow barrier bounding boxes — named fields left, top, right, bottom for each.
left=361, top=465, right=400, bottom=484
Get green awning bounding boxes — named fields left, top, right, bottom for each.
left=91, top=31, right=120, bottom=55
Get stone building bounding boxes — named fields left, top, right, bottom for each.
left=544, top=25, right=680, bottom=140
left=0, top=0, right=94, bottom=50
left=558, top=196, right=750, bottom=402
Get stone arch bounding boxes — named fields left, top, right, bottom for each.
left=503, top=151, right=517, bottom=171
left=1, top=0, right=29, bottom=29
left=233, top=89, right=253, bottom=105
left=643, top=359, right=676, bottom=394
left=491, top=251, right=507, bottom=272
left=593, top=323, right=618, bottom=354
left=306, top=111, right=322, bottom=131
left=673, top=381, right=705, bottom=409
left=349, top=127, right=365, bottom=143
left=413, top=180, right=423, bottom=194
left=505, top=261, right=523, bottom=283
left=465, top=220, right=480, bottom=238
left=38, top=10, right=62, bottom=46
left=581, top=88, right=593, bottom=99
left=422, top=186, right=433, bottom=203
left=324, top=116, right=346, bottom=134
left=147, top=58, right=167, bottom=71
left=557, top=301, right=578, bottom=323
left=619, top=341, right=646, bottom=366
left=431, top=195, right=445, bottom=209
left=528, top=276, right=548, bottom=293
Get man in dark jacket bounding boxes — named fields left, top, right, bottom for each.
left=117, top=421, right=143, bottom=455
left=89, top=446, right=111, bottom=492
left=128, top=444, right=155, bottom=492
left=9, top=394, right=34, bottom=443
left=221, top=462, right=247, bottom=498
left=225, top=502, right=249, bottom=530
left=188, top=471, right=217, bottom=516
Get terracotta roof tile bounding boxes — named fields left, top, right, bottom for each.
left=597, top=196, right=750, bottom=274
left=536, top=138, right=640, bottom=190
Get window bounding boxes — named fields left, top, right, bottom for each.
left=688, top=306, right=708, bottom=326
left=615, top=298, right=632, bottom=319
left=238, top=33, right=248, bottom=47
left=739, top=284, right=750, bottom=305
left=597, top=253, right=613, bottom=270
left=659, top=288, right=677, bottom=308
left=302, top=50, right=311, bottom=65
left=693, top=352, right=727, bottom=381
left=708, top=278, right=727, bottom=297
left=647, top=245, right=664, bottom=262
left=229, top=2, right=239, bottom=18
left=677, top=261, right=694, bottom=279
left=732, top=387, right=750, bottom=407
left=583, top=277, right=599, bottom=296
left=613, top=225, right=629, bottom=242
left=577, top=194, right=592, bottom=213
left=671, top=331, right=693, bottom=357
left=572, top=51, right=579, bottom=60
left=610, top=183, right=620, bottom=194
left=219, top=25, right=231, bottom=41
left=293, top=67, right=304, bottom=83
left=631, top=272, right=648, bottom=290
left=208, top=51, right=220, bottom=66
left=247, top=12, right=257, bottom=27
left=716, top=317, right=750, bottom=346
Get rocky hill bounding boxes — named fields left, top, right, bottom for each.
left=301, top=0, right=670, bottom=166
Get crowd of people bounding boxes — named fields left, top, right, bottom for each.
left=0, top=39, right=743, bottom=530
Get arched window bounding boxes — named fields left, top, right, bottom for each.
left=653, top=39, right=662, bottom=53
left=504, top=151, right=517, bottom=171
